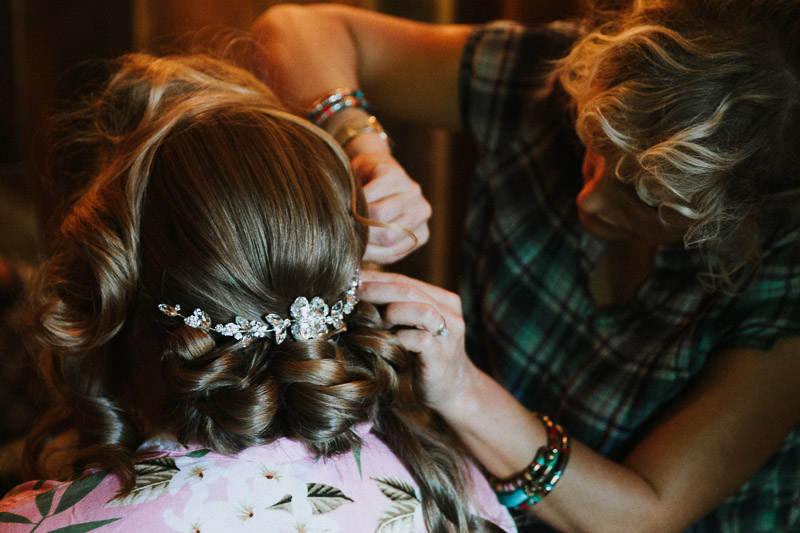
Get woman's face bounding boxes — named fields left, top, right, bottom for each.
left=576, top=149, right=691, bottom=244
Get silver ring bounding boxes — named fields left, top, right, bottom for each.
left=435, top=317, right=449, bottom=337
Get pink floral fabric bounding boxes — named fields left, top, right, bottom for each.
left=0, top=424, right=515, bottom=532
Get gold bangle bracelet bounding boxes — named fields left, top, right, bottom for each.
left=332, top=115, right=390, bottom=149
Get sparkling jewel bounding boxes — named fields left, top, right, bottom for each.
left=158, top=271, right=359, bottom=345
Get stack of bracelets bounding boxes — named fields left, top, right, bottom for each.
left=306, top=88, right=390, bottom=149
left=307, top=88, right=370, bottom=127
left=489, top=412, right=571, bottom=509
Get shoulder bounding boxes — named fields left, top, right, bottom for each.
left=460, top=19, right=581, bottom=151
left=714, top=217, right=800, bottom=352
left=0, top=431, right=515, bottom=532
left=462, top=19, right=581, bottom=83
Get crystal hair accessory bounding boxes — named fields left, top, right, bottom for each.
left=158, top=271, right=359, bottom=345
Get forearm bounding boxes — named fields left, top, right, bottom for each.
left=252, top=4, right=360, bottom=114
left=442, top=365, right=545, bottom=477
left=442, top=367, right=674, bottom=533
left=252, top=3, right=469, bottom=129
left=444, top=341, right=800, bottom=532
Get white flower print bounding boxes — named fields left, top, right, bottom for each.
left=167, top=456, right=221, bottom=498
left=162, top=495, right=229, bottom=533
left=163, top=485, right=280, bottom=533
left=260, top=485, right=340, bottom=533
left=224, top=461, right=307, bottom=508
left=163, top=466, right=323, bottom=533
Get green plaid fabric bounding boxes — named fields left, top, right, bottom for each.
left=458, top=21, right=800, bottom=532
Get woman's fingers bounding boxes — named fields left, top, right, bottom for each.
left=358, top=269, right=461, bottom=315
left=357, top=268, right=469, bottom=405
left=371, top=300, right=450, bottom=337
left=363, top=224, right=430, bottom=264
left=394, top=328, right=449, bottom=363
left=352, top=153, right=432, bottom=264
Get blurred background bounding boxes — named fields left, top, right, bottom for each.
left=1, top=0, right=581, bottom=287
left=0, top=0, right=579, bottom=492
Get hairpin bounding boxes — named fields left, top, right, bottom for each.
left=158, top=271, right=359, bottom=345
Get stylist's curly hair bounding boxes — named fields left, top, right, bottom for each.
left=25, top=53, right=502, bottom=532
left=558, top=0, right=800, bottom=288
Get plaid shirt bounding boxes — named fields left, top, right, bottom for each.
left=459, top=21, right=800, bottom=532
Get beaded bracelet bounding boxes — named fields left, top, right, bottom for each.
left=306, top=88, right=370, bottom=128
left=490, top=413, right=571, bottom=509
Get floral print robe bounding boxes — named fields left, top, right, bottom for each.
left=0, top=424, right=515, bottom=532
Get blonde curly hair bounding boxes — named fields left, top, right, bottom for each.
left=558, top=0, right=800, bottom=287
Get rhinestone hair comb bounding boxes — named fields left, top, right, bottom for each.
left=158, top=271, right=359, bottom=345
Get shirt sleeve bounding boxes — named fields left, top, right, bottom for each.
left=458, top=20, right=580, bottom=152
left=716, top=223, right=800, bottom=351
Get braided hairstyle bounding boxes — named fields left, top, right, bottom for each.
left=25, top=53, right=503, bottom=532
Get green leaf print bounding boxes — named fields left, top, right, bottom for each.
left=47, top=517, right=122, bottom=533
left=372, top=477, right=420, bottom=533
left=133, top=457, right=179, bottom=472
left=54, top=471, right=108, bottom=515
left=268, top=493, right=293, bottom=513
left=374, top=500, right=419, bottom=533
left=106, top=457, right=179, bottom=507
left=268, top=484, right=354, bottom=515
left=185, top=449, right=211, bottom=458
left=306, top=483, right=354, bottom=514
left=353, top=445, right=362, bottom=478
left=3, top=472, right=122, bottom=533
left=0, top=511, right=33, bottom=524
left=34, top=489, right=55, bottom=519
left=371, top=477, right=417, bottom=502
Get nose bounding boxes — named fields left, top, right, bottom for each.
left=582, top=148, right=601, bottom=185
left=577, top=149, right=609, bottom=214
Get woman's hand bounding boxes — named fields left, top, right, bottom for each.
left=351, top=152, right=431, bottom=264
left=358, top=268, right=552, bottom=484
left=357, top=269, right=473, bottom=412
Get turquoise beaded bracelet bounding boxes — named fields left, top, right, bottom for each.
left=491, top=413, right=571, bottom=509
left=306, top=88, right=370, bottom=128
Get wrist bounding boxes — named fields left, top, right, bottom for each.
left=303, top=89, right=392, bottom=156
left=436, top=367, right=549, bottom=478
left=435, top=364, right=495, bottom=434
left=306, top=88, right=369, bottom=127
left=336, top=117, right=392, bottom=157
left=325, top=109, right=392, bottom=157
left=318, top=107, right=369, bottom=136
left=491, top=413, right=571, bottom=509
left=345, top=131, right=393, bottom=158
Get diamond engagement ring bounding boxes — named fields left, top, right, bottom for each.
left=435, top=317, right=449, bottom=337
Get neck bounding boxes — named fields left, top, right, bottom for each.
left=589, top=240, right=657, bottom=307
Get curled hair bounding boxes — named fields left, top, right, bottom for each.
left=558, top=0, right=800, bottom=287
left=25, top=53, right=501, bottom=532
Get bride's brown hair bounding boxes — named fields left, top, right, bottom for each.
left=25, top=53, right=502, bottom=532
